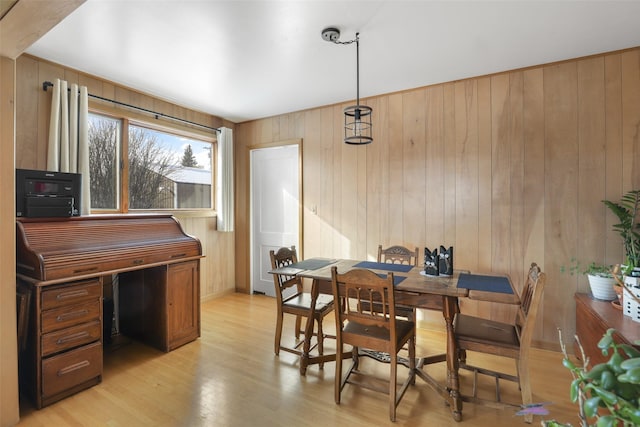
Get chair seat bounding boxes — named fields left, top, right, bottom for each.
left=454, top=313, right=519, bottom=349
left=344, top=318, right=415, bottom=347
left=283, top=292, right=334, bottom=313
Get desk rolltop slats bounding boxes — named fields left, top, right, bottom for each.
left=16, top=215, right=202, bottom=281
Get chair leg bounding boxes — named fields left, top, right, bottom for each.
left=409, top=335, right=416, bottom=385
left=351, top=346, right=359, bottom=370
left=316, top=317, right=325, bottom=369
left=390, top=351, right=398, bottom=422
left=335, top=341, right=343, bottom=404
left=274, top=311, right=284, bottom=355
left=518, top=358, right=533, bottom=423
left=294, top=315, right=302, bottom=340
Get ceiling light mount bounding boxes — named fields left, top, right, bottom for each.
left=321, top=27, right=373, bottom=145
left=321, top=27, right=341, bottom=43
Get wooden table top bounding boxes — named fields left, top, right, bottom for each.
left=283, top=258, right=520, bottom=304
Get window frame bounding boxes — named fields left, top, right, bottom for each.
left=88, top=107, right=218, bottom=216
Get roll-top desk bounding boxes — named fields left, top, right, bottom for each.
left=16, top=214, right=203, bottom=408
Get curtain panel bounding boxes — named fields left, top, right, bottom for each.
left=216, top=127, right=234, bottom=232
left=47, top=78, right=91, bottom=215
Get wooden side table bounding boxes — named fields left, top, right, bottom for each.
left=574, top=293, right=640, bottom=366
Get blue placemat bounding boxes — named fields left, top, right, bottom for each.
left=354, top=261, right=413, bottom=273
left=457, top=273, right=513, bottom=294
left=287, top=258, right=335, bottom=271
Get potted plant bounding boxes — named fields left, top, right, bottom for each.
left=584, top=263, right=618, bottom=302
left=543, top=328, right=640, bottom=427
left=603, top=189, right=640, bottom=275
left=603, top=190, right=640, bottom=320
left=561, top=259, right=617, bottom=301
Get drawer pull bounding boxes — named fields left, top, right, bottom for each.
left=72, top=267, right=98, bottom=274
left=170, top=253, right=187, bottom=259
left=56, top=309, right=89, bottom=322
left=57, top=360, right=90, bottom=376
left=56, top=331, right=90, bottom=345
left=132, top=259, right=144, bottom=265
left=56, top=289, right=89, bottom=300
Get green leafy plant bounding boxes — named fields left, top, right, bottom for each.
left=543, top=329, right=640, bottom=427
left=603, top=189, right=640, bottom=272
left=560, top=259, right=613, bottom=278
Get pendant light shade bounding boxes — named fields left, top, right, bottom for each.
left=322, top=28, right=373, bottom=145
left=344, top=104, right=372, bottom=145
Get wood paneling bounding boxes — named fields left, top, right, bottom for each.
left=1, top=55, right=20, bottom=427
left=236, top=47, right=640, bottom=350
left=14, top=55, right=236, bottom=303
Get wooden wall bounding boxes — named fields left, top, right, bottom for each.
left=0, top=55, right=19, bottom=427
left=15, top=54, right=237, bottom=301
left=235, top=47, right=640, bottom=350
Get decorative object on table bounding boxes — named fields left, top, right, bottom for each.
left=542, top=328, right=640, bottom=427
left=603, top=189, right=640, bottom=321
left=438, top=245, right=453, bottom=276
left=424, top=247, right=439, bottom=276
left=321, top=27, right=372, bottom=145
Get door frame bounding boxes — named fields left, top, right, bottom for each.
left=248, top=138, right=303, bottom=295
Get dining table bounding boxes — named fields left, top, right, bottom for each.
left=269, top=257, right=519, bottom=422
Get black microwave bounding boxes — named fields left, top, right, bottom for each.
left=16, top=168, right=81, bottom=217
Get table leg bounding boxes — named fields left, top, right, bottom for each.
left=443, top=295, right=462, bottom=421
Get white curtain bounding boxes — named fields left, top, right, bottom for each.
left=47, top=78, right=91, bottom=215
left=216, top=127, right=234, bottom=232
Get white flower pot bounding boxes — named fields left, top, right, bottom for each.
left=622, top=274, right=640, bottom=322
left=587, top=274, right=617, bottom=301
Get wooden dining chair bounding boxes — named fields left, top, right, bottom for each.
left=331, top=266, right=416, bottom=422
left=453, top=262, right=546, bottom=423
left=269, top=246, right=334, bottom=369
left=377, top=244, right=420, bottom=266
left=377, top=244, right=419, bottom=321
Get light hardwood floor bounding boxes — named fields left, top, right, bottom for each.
left=18, top=293, right=580, bottom=426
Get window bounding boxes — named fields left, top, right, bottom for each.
left=88, top=112, right=215, bottom=212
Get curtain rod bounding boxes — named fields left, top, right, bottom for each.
left=42, top=81, right=220, bottom=133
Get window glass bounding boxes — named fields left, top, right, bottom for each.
left=88, top=113, right=121, bottom=210
left=88, top=112, right=213, bottom=212
left=128, top=124, right=212, bottom=210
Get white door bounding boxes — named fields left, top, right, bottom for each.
left=250, top=144, right=300, bottom=296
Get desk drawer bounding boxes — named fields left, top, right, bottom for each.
left=41, top=320, right=101, bottom=357
left=42, top=341, right=102, bottom=398
left=42, top=280, right=101, bottom=310
left=42, top=300, right=101, bottom=334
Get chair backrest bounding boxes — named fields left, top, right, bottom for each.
left=331, top=267, right=398, bottom=336
left=515, top=262, right=546, bottom=349
left=377, top=245, right=420, bottom=266
left=269, top=246, right=303, bottom=301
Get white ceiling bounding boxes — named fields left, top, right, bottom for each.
left=25, top=0, right=640, bottom=123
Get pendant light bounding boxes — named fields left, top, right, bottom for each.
left=322, top=27, right=373, bottom=145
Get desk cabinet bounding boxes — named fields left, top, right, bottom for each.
left=167, top=261, right=200, bottom=350
left=574, top=293, right=640, bottom=366
left=20, top=278, right=103, bottom=409
left=119, top=260, right=200, bottom=352
left=16, top=215, right=203, bottom=408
